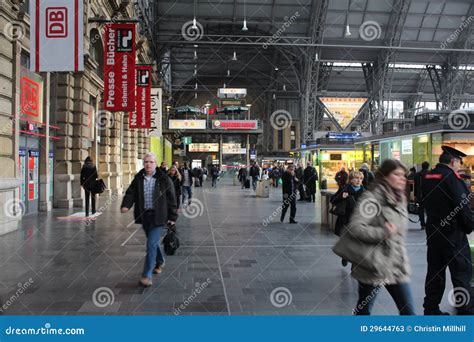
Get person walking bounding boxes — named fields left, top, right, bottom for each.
left=121, top=152, right=178, bottom=287
left=238, top=165, right=248, bottom=189
left=335, top=166, right=349, bottom=189
left=296, top=162, right=306, bottom=201
left=330, top=171, right=365, bottom=266
left=421, top=146, right=474, bottom=315
left=359, top=163, right=375, bottom=189
left=272, top=166, right=281, bottom=188
left=210, top=164, right=219, bottom=188
left=249, top=161, right=260, bottom=191
left=168, top=165, right=182, bottom=209
left=80, top=156, right=98, bottom=217
left=303, top=162, right=318, bottom=202
left=180, top=162, right=194, bottom=205
left=343, top=159, right=415, bottom=315
left=280, top=164, right=298, bottom=224
left=414, top=161, right=430, bottom=230
left=160, top=161, right=168, bottom=172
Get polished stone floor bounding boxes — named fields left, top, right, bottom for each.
left=0, top=176, right=456, bottom=315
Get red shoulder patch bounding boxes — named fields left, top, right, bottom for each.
left=424, top=174, right=443, bottom=180
left=454, top=172, right=463, bottom=180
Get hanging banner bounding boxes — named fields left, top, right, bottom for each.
left=129, top=66, right=152, bottom=129
left=104, top=23, right=136, bottom=112
left=19, top=67, right=44, bottom=122
left=148, top=88, right=162, bottom=136
left=30, top=0, right=84, bottom=72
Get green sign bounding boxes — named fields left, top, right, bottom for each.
left=182, top=136, right=192, bottom=144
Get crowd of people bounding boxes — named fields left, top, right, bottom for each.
left=80, top=146, right=473, bottom=315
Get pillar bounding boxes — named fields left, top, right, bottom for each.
left=39, top=72, right=51, bottom=211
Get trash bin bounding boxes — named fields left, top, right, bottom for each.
left=256, top=180, right=270, bottom=198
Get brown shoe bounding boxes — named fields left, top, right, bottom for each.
left=153, top=265, right=163, bottom=274
left=138, top=277, right=152, bottom=287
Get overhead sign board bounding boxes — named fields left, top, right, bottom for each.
left=188, top=143, right=219, bottom=152
left=217, top=88, right=247, bottom=99
left=320, top=97, right=367, bottom=129
left=169, top=120, right=206, bottom=130
left=212, top=120, right=258, bottom=130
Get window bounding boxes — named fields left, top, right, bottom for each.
left=290, top=126, right=296, bottom=149
left=20, top=50, right=30, bottom=68
left=278, top=130, right=283, bottom=150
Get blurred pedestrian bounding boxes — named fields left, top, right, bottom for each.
left=335, top=167, right=348, bottom=189
left=80, top=156, right=98, bottom=217
left=168, top=165, right=182, bottom=209
left=280, top=164, right=298, bottom=224
left=414, top=161, right=429, bottom=230
left=303, top=162, right=318, bottom=202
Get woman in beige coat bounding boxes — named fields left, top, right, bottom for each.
left=346, top=159, right=415, bottom=315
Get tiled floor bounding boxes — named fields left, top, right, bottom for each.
left=0, top=177, right=456, bottom=315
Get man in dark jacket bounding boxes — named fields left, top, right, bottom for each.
left=210, top=164, right=219, bottom=188
left=335, top=167, right=348, bottom=189
left=422, top=146, right=474, bottom=315
left=179, top=162, right=194, bottom=205
left=280, top=164, right=298, bottom=224
left=359, top=163, right=375, bottom=189
left=295, top=162, right=306, bottom=201
left=249, top=161, right=260, bottom=191
left=80, top=156, right=98, bottom=217
left=238, top=166, right=248, bottom=189
left=121, top=152, right=177, bottom=287
left=303, top=162, right=318, bottom=202
left=414, top=161, right=430, bottom=230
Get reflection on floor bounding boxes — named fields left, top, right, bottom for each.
left=0, top=177, right=455, bottom=315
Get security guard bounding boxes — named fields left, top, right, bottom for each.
left=422, top=146, right=473, bottom=315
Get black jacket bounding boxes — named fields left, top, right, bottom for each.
left=282, top=171, right=297, bottom=195
left=169, top=174, right=182, bottom=196
left=335, top=170, right=348, bottom=188
left=121, top=168, right=178, bottom=226
left=422, top=163, right=473, bottom=238
left=331, top=184, right=364, bottom=235
left=80, top=162, right=98, bottom=191
left=249, top=165, right=260, bottom=178
left=179, top=167, right=194, bottom=186
left=303, top=166, right=318, bottom=193
left=414, top=169, right=428, bottom=200
left=295, top=167, right=304, bottom=183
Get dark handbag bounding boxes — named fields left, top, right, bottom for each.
left=329, top=200, right=347, bottom=216
left=93, top=179, right=107, bottom=194
left=407, top=202, right=419, bottom=215
left=163, top=223, right=180, bottom=256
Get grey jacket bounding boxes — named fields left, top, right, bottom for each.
left=346, top=181, right=411, bottom=285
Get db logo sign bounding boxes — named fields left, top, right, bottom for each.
left=213, top=120, right=221, bottom=128
left=46, top=7, right=68, bottom=38
left=117, top=29, right=133, bottom=52
left=137, top=70, right=150, bottom=86
left=20, top=77, right=40, bottom=117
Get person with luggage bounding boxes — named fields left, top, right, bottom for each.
left=180, top=162, right=194, bottom=205
left=121, top=152, right=177, bottom=287
left=303, top=162, right=318, bottom=202
left=342, top=159, right=415, bottom=315
left=80, top=156, right=98, bottom=217
left=414, top=161, right=429, bottom=230
left=210, top=164, right=220, bottom=188
left=421, top=146, right=474, bottom=315
left=330, top=171, right=364, bottom=266
left=280, top=164, right=298, bottom=224
left=168, top=165, right=182, bottom=209
left=335, top=167, right=349, bottom=189
left=249, top=161, right=260, bottom=191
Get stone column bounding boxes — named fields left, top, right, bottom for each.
left=39, top=72, right=51, bottom=211
left=122, top=112, right=133, bottom=186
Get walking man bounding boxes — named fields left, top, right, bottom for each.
left=414, top=161, right=430, bottom=230
left=280, top=164, right=298, bottom=224
left=180, top=162, right=194, bottom=205
left=121, top=152, right=178, bottom=287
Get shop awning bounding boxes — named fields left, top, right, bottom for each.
left=216, top=106, right=249, bottom=113
left=174, top=105, right=202, bottom=114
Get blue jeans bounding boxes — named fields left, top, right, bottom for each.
left=141, top=211, right=165, bottom=278
left=182, top=186, right=192, bottom=203
left=252, top=177, right=258, bottom=190
left=355, top=282, right=415, bottom=315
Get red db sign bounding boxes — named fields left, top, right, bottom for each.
left=45, top=7, right=68, bottom=38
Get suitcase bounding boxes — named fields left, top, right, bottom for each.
left=245, top=179, right=251, bottom=189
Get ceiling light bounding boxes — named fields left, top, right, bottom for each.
left=227, top=69, right=230, bottom=77
left=192, top=17, right=197, bottom=29
left=194, top=82, right=198, bottom=89
left=315, top=53, right=319, bottom=61
left=242, top=19, right=248, bottom=31
left=194, top=93, right=198, bottom=99
left=232, top=51, right=237, bottom=61
left=223, top=83, right=226, bottom=88
left=283, top=84, right=286, bottom=91
left=345, top=25, right=351, bottom=36
left=272, top=93, right=276, bottom=100
left=194, top=50, right=197, bottom=60
left=274, top=66, right=279, bottom=71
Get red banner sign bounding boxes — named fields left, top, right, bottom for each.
left=129, top=66, right=152, bottom=129
left=212, top=120, right=258, bottom=130
left=104, top=23, right=136, bottom=112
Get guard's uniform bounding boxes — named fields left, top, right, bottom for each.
left=422, top=162, right=474, bottom=315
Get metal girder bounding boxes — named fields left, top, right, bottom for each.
left=301, top=0, right=329, bottom=143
